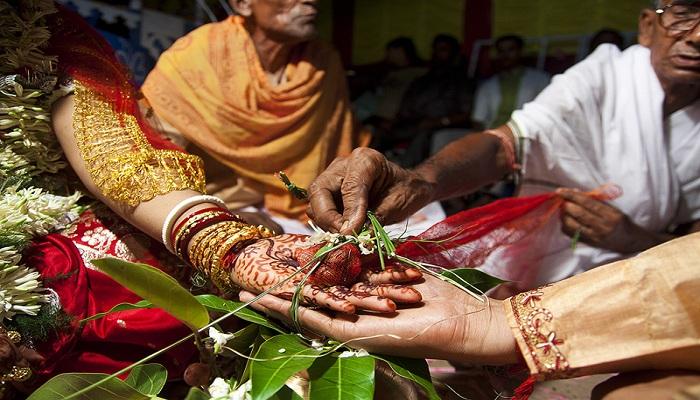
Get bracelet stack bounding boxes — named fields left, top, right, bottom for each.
left=168, top=206, right=274, bottom=290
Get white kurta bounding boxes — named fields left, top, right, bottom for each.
left=484, top=44, right=700, bottom=288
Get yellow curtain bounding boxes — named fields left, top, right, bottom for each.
left=352, top=0, right=466, bottom=65
left=493, top=0, right=649, bottom=38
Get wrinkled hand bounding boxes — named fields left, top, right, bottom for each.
left=0, top=332, right=44, bottom=394
left=240, top=274, right=519, bottom=365
left=558, top=189, right=662, bottom=254
left=307, top=148, right=434, bottom=235
left=231, top=234, right=423, bottom=314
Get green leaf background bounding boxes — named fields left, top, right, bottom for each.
left=91, top=258, right=209, bottom=330
left=308, top=355, right=375, bottom=400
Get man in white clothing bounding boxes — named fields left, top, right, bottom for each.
left=472, top=35, right=550, bottom=130
left=306, top=0, right=700, bottom=290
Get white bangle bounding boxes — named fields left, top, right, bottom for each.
left=161, top=195, right=227, bottom=253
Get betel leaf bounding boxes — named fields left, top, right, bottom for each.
left=223, top=323, right=259, bottom=355
left=184, top=387, right=210, bottom=400
left=79, top=300, right=153, bottom=325
left=250, top=334, right=322, bottom=400
left=440, top=268, right=506, bottom=293
left=92, top=258, right=209, bottom=331
left=270, top=385, right=303, bottom=400
left=308, top=354, right=375, bottom=400
left=196, top=294, right=287, bottom=334
left=27, top=373, right=149, bottom=400
left=124, top=363, right=167, bottom=396
left=372, top=355, right=440, bottom=400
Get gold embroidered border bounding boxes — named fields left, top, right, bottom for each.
left=510, top=288, right=571, bottom=380
left=73, top=81, right=205, bottom=206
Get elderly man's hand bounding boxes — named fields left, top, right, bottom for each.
left=231, top=234, right=423, bottom=314
left=558, top=189, right=665, bottom=254
left=239, top=274, right=519, bottom=365
left=307, top=148, right=435, bottom=235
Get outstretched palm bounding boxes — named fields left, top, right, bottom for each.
left=231, top=234, right=423, bottom=314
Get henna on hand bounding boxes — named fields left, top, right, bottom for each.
left=230, top=234, right=422, bottom=314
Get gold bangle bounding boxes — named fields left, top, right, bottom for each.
left=208, top=225, right=274, bottom=290
left=1, top=365, right=32, bottom=382
left=0, top=327, right=20, bottom=345
left=173, top=210, right=228, bottom=257
left=188, top=222, right=230, bottom=266
left=191, top=222, right=248, bottom=274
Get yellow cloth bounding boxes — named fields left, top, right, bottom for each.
left=142, top=16, right=368, bottom=219
left=505, top=233, right=700, bottom=380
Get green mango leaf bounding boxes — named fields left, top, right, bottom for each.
left=440, top=268, right=506, bottom=293
left=373, top=355, right=440, bottom=400
left=270, top=385, right=303, bottom=400
left=223, top=324, right=259, bottom=355
left=250, top=334, right=322, bottom=400
left=27, top=373, right=149, bottom=400
left=308, top=354, right=375, bottom=400
left=80, top=300, right=153, bottom=324
left=92, top=258, right=209, bottom=330
left=124, top=363, right=167, bottom=396
left=196, top=294, right=287, bottom=334
left=184, top=387, right=210, bottom=400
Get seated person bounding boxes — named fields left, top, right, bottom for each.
left=471, top=35, right=550, bottom=130
left=306, top=0, right=700, bottom=291
left=589, top=28, right=626, bottom=53
left=354, top=37, right=427, bottom=124
left=142, top=0, right=369, bottom=229
left=372, top=34, right=475, bottom=167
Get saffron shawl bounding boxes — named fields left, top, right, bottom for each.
left=143, top=16, right=368, bottom=219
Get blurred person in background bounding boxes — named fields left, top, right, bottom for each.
left=142, top=0, right=369, bottom=233
left=472, top=35, right=550, bottom=131
left=373, top=34, right=475, bottom=167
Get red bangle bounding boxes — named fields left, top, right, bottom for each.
left=170, top=207, right=227, bottom=244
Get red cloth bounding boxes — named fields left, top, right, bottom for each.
left=25, top=210, right=196, bottom=381
left=396, top=185, right=621, bottom=276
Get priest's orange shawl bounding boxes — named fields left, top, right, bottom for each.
left=142, top=16, right=367, bottom=219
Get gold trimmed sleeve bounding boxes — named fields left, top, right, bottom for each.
left=72, top=81, right=206, bottom=206
left=505, top=233, right=700, bottom=381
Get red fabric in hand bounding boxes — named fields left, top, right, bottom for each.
left=396, top=185, right=621, bottom=272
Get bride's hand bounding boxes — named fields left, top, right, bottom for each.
left=230, top=234, right=423, bottom=314
left=240, top=274, right=519, bottom=364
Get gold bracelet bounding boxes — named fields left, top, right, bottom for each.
left=191, top=222, right=248, bottom=275
left=173, top=210, right=229, bottom=258
left=208, top=225, right=274, bottom=290
left=1, top=365, right=31, bottom=383
left=188, top=223, right=224, bottom=269
left=0, top=326, right=20, bottom=345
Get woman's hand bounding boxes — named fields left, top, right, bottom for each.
left=231, top=234, right=423, bottom=314
left=240, top=274, right=520, bottom=365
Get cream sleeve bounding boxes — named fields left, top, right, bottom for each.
left=504, top=233, right=700, bottom=380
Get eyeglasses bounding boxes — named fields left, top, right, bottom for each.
left=656, top=3, right=700, bottom=33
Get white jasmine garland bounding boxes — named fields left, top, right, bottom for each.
left=338, top=349, right=370, bottom=358
left=208, top=327, right=236, bottom=354
left=208, top=378, right=252, bottom=400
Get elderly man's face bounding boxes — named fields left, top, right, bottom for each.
left=640, top=0, right=700, bottom=86
left=236, top=0, right=319, bottom=43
